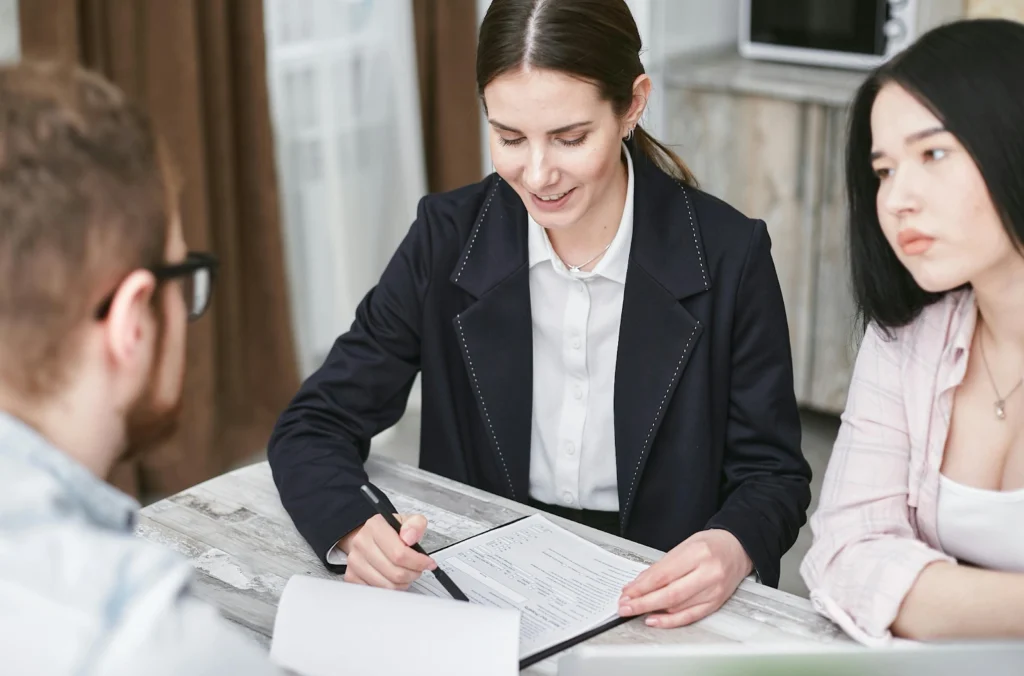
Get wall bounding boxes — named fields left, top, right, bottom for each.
left=641, top=0, right=738, bottom=142
left=967, top=0, right=1024, bottom=20
left=0, top=0, right=18, bottom=64
left=655, top=0, right=738, bottom=60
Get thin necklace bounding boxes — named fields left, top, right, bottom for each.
left=558, top=241, right=613, bottom=273
left=978, top=329, right=1023, bottom=420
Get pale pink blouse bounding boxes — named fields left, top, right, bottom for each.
left=800, top=290, right=980, bottom=645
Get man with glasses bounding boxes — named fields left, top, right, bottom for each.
left=0, top=62, right=282, bottom=674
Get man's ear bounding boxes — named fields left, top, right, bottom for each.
left=101, top=270, right=158, bottom=366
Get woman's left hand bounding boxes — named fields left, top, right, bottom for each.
left=618, top=529, right=753, bottom=628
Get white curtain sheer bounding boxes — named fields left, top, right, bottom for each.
left=264, top=0, right=427, bottom=378
left=0, top=0, right=19, bottom=64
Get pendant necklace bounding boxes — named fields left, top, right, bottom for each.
left=559, top=241, right=612, bottom=273
left=978, top=330, right=1023, bottom=420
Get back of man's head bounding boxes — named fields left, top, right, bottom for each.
left=0, top=60, right=175, bottom=401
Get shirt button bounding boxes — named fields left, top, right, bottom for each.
left=574, top=386, right=583, bottom=400
left=577, top=282, right=586, bottom=294
left=564, top=441, right=576, bottom=455
left=562, top=491, right=574, bottom=505
left=572, top=337, right=582, bottom=350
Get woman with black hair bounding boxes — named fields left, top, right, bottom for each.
left=802, top=18, right=1024, bottom=644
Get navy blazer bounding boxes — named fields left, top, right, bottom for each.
left=268, top=143, right=811, bottom=587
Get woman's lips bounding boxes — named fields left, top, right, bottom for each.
left=897, top=229, right=935, bottom=255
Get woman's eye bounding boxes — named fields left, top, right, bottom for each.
left=924, top=148, right=948, bottom=162
left=559, top=135, right=587, bottom=147
left=497, top=136, right=525, bottom=147
left=872, top=166, right=893, bottom=180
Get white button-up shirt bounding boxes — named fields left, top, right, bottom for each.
left=527, top=145, right=634, bottom=512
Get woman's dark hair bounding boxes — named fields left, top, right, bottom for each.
left=476, top=0, right=696, bottom=186
left=847, top=18, right=1024, bottom=335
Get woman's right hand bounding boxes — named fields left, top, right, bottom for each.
left=340, top=513, right=437, bottom=590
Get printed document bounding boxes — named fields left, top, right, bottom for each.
left=269, top=514, right=649, bottom=675
left=410, top=514, right=648, bottom=658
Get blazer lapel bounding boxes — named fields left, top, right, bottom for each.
left=615, top=147, right=712, bottom=530
left=450, top=178, right=533, bottom=501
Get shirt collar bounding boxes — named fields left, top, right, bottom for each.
left=0, top=411, right=139, bottom=532
left=935, top=289, right=979, bottom=402
left=948, top=289, right=978, bottom=363
left=527, top=142, right=634, bottom=284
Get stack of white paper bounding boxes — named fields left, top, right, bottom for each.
left=270, top=575, right=520, bottom=676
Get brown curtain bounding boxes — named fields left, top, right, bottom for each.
left=413, top=0, right=483, bottom=193
left=19, top=0, right=300, bottom=499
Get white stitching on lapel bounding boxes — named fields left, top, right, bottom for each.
left=620, top=323, right=700, bottom=526
left=679, top=182, right=709, bottom=290
left=619, top=182, right=706, bottom=526
left=454, top=178, right=501, bottom=283
left=454, top=316, right=516, bottom=499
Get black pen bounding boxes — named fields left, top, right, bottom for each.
left=359, top=484, right=470, bottom=602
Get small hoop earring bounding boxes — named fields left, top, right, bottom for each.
left=625, top=127, right=634, bottom=141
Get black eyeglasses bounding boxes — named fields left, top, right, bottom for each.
left=94, top=251, right=219, bottom=322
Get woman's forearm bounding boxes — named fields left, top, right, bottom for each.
left=893, top=561, right=1024, bottom=640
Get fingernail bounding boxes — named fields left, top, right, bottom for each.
left=646, top=617, right=659, bottom=627
left=620, top=595, right=630, bottom=603
left=619, top=605, right=632, bottom=615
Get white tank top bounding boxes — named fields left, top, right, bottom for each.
left=936, top=474, right=1024, bottom=573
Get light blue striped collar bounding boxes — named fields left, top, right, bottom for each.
left=0, top=411, right=139, bottom=531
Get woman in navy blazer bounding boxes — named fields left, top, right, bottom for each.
left=269, top=0, right=810, bottom=629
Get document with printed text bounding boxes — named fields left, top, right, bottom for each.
left=269, top=514, right=650, bottom=674
left=410, top=514, right=649, bottom=658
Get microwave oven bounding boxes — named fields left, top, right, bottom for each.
left=739, top=0, right=965, bottom=70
